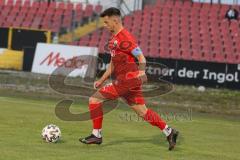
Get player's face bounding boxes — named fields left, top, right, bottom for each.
left=102, top=16, right=116, bottom=33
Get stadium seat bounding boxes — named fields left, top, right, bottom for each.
left=193, top=2, right=202, bottom=10
left=95, top=4, right=102, bottom=14
left=0, top=0, right=5, bottom=6
left=58, top=2, right=65, bottom=10
left=79, top=40, right=89, bottom=46
left=192, top=49, right=202, bottom=61
left=49, top=1, right=56, bottom=9
left=165, top=0, right=174, bottom=8
left=84, top=4, right=94, bottom=17
left=23, top=0, right=30, bottom=7
left=183, top=0, right=192, bottom=9
left=76, top=3, right=83, bottom=11
left=66, top=3, right=74, bottom=11
left=159, top=47, right=170, bottom=58
left=32, top=1, right=40, bottom=9
left=225, top=53, right=236, bottom=64
left=220, top=5, right=232, bottom=18
left=15, top=0, right=22, bottom=6
left=6, top=0, right=13, bottom=6
left=12, top=20, right=21, bottom=27
left=22, top=21, right=31, bottom=28
left=202, top=3, right=210, bottom=11
left=174, top=0, right=183, bottom=8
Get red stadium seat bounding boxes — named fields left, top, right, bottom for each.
left=12, top=20, right=22, bottom=27
left=141, top=46, right=149, bottom=57
left=225, top=53, right=236, bottom=64
left=84, top=4, right=93, bottom=17
left=192, top=2, right=202, bottom=10
left=165, top=0, right=174, bottom=8
left=174, top=0, right=183, bottom=9
left=183, top=0, right=192, bottom=9
left=7, top=15, right=15, bottom=22
left=202, top=3, right=210, bottom=11
left=155, top=0, right=164, bottom=7
left=40, top=1, right=48, bottom=10
left=181, top=49, right=192, bottom=60
left=22, top=0, right=29, bottom=6
left=89, top=39, right=99, bottom=47
left=49, top=1, right=56, bottom=9
left=79, top=40, right=89, bottom=46
left=22, top=21, right=31, bottom=28
left=15, top=0, right=22, bottom=6
left=211, top=4, right=221, bottom=12
left=0, top=0, right=5, bottom=6
left=95, top=4, right=102, bottom=14
left=98, top=42, right=107, bottom=54
left=159, top=47, right=170, bottom=58
left=6, top=0, right=13, bottom=6
left=219, top=4, right=230, bottom=18
left=66, top=3, right=74, bottom=11
left=11, top=8, right=19, bottom=15
left=58, top=2, right=65, bottom=10
left=234, top=54, right=240, bottom=63
left=32, top=1, right=40, bottom=9
left=170, top=48, right=181, bottom=59
left=212, top=52, right=225, bottom=63
left=76, top=3, right=83, bottom=11
left=192, top=49, right=202, bottom=61
left=229, top=21, right=240, bottom=32
left=202, top=51, right=211, bottom=62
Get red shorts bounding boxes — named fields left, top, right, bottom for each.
left=98, top=77, right=145, bottom=106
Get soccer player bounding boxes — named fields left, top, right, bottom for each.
left=79, top=7, right=179, bottom=150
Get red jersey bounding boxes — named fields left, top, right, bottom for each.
left=99, top=28, right=145, bottom=106
left=108, top=28, right=140, bottom=80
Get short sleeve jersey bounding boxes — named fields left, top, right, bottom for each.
left=108, top=28, right=141, bottom=79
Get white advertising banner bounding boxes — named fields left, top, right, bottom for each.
left=32, top=43, right=98, bottom=77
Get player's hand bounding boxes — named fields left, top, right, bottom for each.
left=94, top=80, right=103, bottom=89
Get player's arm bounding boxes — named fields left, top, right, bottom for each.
left=100, top=59, right=114, bottom=82
left=94, top=59, right=114, bottom=89
left=131, top=47, right=147, bottom=82
left=135, top=53, right=146, bottom=75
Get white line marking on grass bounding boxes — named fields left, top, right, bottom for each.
left=0, top=96, right=52, bottom=107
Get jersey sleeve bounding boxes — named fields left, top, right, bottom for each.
left=120, top=34, right=143, bottom=57
left=129, top=36, right=143, bottom=57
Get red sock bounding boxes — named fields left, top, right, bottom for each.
left=89, top=103, right=103, bottom=129
left=144, top=109, right=166, bottom=130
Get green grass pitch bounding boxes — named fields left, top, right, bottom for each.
left=0, top=96, right=240, bottom=160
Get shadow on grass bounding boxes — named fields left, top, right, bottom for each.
left=101, top=134, right=166, bottom=147
left=41, top=139, right=66, bottom=144
left=100, top=133, right=184, bottom=150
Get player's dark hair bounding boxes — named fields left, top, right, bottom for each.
left=100, top=7, right=121, bottom=17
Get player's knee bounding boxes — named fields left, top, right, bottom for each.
left=134, top=108, right=147, bottom=117
left=89, top=97, right=102, bottom=104
left=137, top=111, right=146, bottom=118
left=132, top=105, right=147, bottom=117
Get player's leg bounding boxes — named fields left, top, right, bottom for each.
left=130, top=104, right=179, bottom=150
left=124, top=86, right=179, bottom=150
left=79, top=83, right=120, bottom=145
left=79, top=91, right=106, bottom=144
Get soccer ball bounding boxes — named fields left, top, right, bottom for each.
left=41, top=124, right=61, bottom=143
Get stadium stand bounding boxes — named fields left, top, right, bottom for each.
left=0, top=0, right=102, bottom=33
left=75, top=0, right=240, bottom=64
